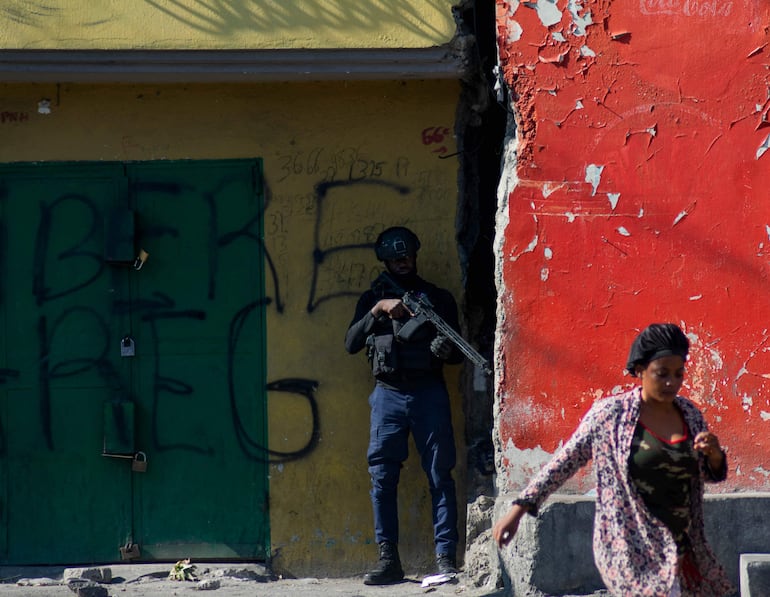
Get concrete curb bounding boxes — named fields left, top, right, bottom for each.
left=739, top=554, right=770, bottom=597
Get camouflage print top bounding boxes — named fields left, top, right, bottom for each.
left=628, top=422, right=699, bottom=555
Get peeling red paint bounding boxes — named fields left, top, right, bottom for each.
left=495, top=0, right=770, bottom=491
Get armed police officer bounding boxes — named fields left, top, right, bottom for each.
left=345, top=226, right=462, bottom=585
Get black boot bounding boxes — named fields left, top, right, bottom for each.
left=436, top=552, right=457, bottom=575
left=363, top=541, right=404, bottom=585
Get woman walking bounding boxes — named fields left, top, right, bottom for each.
left=493, top=323, right=734, bottom=596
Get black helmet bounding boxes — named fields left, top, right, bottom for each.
left=374, top=226, right=421, bottom=261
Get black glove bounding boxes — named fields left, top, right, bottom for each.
left=430, top=334, right=453, bottom=360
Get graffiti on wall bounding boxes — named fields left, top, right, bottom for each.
left=307, top=178, right=410, bottom=313
left=268, top=143, right=454, bottom=315
left=1, top=167, right=320, bottom=464
left=0, top=112, right=30, bottom=124
left=0, top=133, right=454, bottom=465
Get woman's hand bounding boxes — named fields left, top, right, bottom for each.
left=694, top=431, right=724, bottom=470
left=492, top=504, right=527, bottom=548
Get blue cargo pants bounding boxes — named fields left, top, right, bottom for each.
left=366, top=379, right=458, bottom=557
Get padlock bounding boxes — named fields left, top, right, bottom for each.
left=132, top=451, right=148, bottom=473
left=120, top=542, right=141, bottom=560
left=121, top=336, right=135, bottom=357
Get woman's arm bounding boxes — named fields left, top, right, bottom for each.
left=514, top=413, right=595, bottom=514
left=497, top=398, right=609, bottom=534
left=493, top=406, right=600, bottom=550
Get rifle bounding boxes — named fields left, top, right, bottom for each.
left=376, top=273, right=493, bottom=377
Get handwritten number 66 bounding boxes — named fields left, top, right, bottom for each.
left=422, top=126, right=450, bottom=145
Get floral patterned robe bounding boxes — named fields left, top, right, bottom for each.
left=514, top=387, right=735, bottom=597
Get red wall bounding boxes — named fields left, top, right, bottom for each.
left=495, top=0, right=770, bottom=491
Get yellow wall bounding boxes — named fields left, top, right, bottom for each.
left=0, top=1, right=457, bottom=49
left=0, top=80, right=463, bottom=575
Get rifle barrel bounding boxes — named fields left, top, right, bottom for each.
left=402, top=292, right=492, bottom=376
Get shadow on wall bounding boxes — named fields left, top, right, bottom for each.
left=138, top=0, right=453, bottom=39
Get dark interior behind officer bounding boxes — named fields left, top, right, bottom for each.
left=345, top=226, right=462, bottom=585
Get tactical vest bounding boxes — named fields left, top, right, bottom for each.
left=366, top=315, right=436, bottom=378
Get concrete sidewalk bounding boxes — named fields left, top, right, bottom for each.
left=0, top=563, right=509, bottom=597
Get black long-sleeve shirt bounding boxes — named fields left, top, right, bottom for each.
left=345, top=273, right=462, bottom=384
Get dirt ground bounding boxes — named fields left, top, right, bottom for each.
left=0, top=564, right=507, bottom=597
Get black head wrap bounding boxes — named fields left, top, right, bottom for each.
left=625, top=323, right=689, bottom=376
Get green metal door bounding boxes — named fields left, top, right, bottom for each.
left=126, top=161, right=268, bottom=559
left=0, top=160, right=268, bottom=564
left=0, top=164, right=132, bottom=564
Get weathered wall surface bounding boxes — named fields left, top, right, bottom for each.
left=0, top=80, right=464, bottom=576
left=0, top=0, right=457, bottom=49
left=496, top=494, right=770, bottom=595
left=495, top=0, right=770, bottom=493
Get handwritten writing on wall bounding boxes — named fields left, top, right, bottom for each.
left=275, top=146, right=410, bottom=185
left=268, top=136, right=454, bottom=313
left=422, top=126, right=452, bottom=156
left=639, top=0, right=733, bottom=17
left=1, top=112, right=30, bottom=124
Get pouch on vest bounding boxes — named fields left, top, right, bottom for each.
left=366, top=333, right=397, bottom=376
